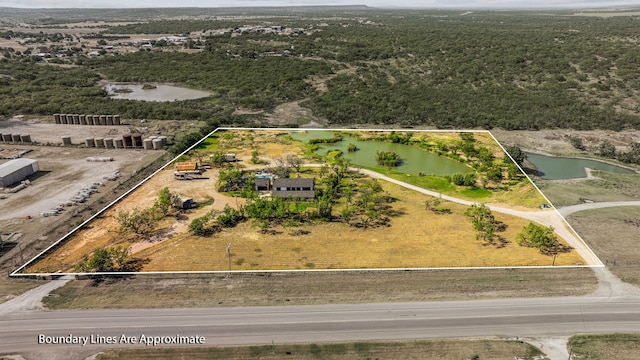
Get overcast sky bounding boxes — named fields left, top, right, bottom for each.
left=2, top=0, right=640, bottom=9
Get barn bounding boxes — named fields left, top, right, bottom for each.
left=0, top=158, right=39, bottom=187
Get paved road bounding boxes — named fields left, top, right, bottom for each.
left=1, top=296, right=639, bottom=359
left=558, top=200, right=640, bottom=217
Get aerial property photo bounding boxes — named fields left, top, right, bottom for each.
left=16, top=129, right=598, bottom=275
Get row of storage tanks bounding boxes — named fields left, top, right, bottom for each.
left=0, top=133, right=32, bottom=143
left=54, top=113, right=121, bottom=126
left=79, top=134, right=167, bottom=150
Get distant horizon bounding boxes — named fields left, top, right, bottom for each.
left=2, top=1, right=640, bottom=11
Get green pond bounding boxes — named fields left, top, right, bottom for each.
left=525, top=152, right=637, bottom=180
left=290, top=131, right=472, bottom=176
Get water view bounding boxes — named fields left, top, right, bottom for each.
left=103, top=83, right=210, bottom=102
left=525, top=152, right=637, bottom=180
left=290, top=131, right=472, bottom=176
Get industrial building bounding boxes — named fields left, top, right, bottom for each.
left=0, top=158, right=39, bottom=187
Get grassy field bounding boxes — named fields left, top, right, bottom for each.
left=535, top=171, right=640, bottom=207
left=43, top=268, right=596, bottom=309
left=567, top=207, right=640, bottom=285
left=133, top=176, right=581, bottom=271
left=568, top=334, right=640, bottom=360
left=95, top=339, right=545, bottom=360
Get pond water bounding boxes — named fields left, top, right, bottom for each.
left=290, top=131, right=472, bottom=176
left=103, top=83, right=210, bottom=102
left=525, top=152, right=637, bottom=180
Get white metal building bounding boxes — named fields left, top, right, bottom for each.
left=0, top=158, right=39, bottom=187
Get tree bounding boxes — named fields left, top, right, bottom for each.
left=116, top=207, right=157, bottom=236
left=598, top=140, right=616, bottom=158
left=153, top=187, right=179, bottom=217
left=376, top=151, right=401, bottom=167
left=75, top=246, right=131, bottom=272
left=505, top=145, right=526, bottom=166
left=515, top=222, right=571, bottom=256
left=464, top=203, right=496, bottom=243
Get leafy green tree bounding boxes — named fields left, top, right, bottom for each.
left=75, top=246, right=131, bottom=272
left=505, top=145, right=526, bottom=166
left=464, top=203, right=496, bottom=243
left=117, top=207, right=157, bottom=236
left=515, top=222, right=571, bottom=256
left=598, top=140, right=616, bottom=158
left=153, top=187, right=179, bottom=217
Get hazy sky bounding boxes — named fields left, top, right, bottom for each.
left=2, top=0, right=640, bottom=9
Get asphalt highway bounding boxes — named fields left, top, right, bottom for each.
left=1, top=296, right=639, bottom=358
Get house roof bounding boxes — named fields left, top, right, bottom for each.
left=272, top=190, right=315, bottom=199
left=273, top=178, right=314, bottom=187
left=255, top=178, right=270, bottom=187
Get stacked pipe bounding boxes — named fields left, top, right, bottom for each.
left=52, top=113, right=123, bottom=125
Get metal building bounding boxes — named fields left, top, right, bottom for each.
left=0, top=158, right=39, bottom=187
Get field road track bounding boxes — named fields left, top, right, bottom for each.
left=0, top=296, right=639, bottom=359
left=353, top=168, right=603, bottom=266
left=558, top=201, right=640, bottom=217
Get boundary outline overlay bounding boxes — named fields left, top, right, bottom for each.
left=10, top=127, right=604, bottom=277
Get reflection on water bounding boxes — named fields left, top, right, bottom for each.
left=525, top=152, right=637, bottom=180
left=103, top=83, right=210, bottom=102
left=290, top=131, right=472, bottom=176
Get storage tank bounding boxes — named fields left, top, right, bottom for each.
left=12, top=134, right=21, bottom=142
left=94, top=138, right=104, bottom=148
left=72, top=114, right=80, bottom=124
left=122, top=134, right=133, bottom=148
left=132, top=134, right=143, bottom=148
left=113, top=115, right=121, bottom=125
left=143, top=138, right=153, bottom=150
left=85, top=138, right=95, bottom=147
left=79, top=114, right=86, bottom=125
left=99, top=115, right=107, bottom=125
left=158, top=136, right=167, bottom=146
left=62, top=136, right=72, bottom=146
left=104, top=138, right=114, bottom=149
left=20, top=134, right=31, bottom=143
left=152, top=138, right=163, bottom=150
left=54, top=113, right=61, bottom=124
left=60, top=114, right=68, bottom=124
left=66, top=114, right=74, bottom=124
left=106, top=115, right=113, bottom=126
left=114, top=138, right=124, bottom=148
left=2, top=134, right=11, bottom=142
left=0, top=133, right=3, bottom=142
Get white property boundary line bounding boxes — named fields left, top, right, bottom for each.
left=10, top=127, right=604, bottom=278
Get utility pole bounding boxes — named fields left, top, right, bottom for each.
left=226, top=242, right=231, bottom=272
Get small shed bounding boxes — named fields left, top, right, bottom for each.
left=255, top=177, right=271, bottom=191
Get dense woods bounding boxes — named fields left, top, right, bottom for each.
left=2, top=9, right=640, bottom=130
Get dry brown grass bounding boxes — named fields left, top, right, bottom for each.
left=568, top=333, right=640, bottom=360
left=43, top=268, right=597, bottom=310
left=95, top=338, right=544, bottom=360
left=568, top=207, right=640, bottom=285
left=25, top=130, right=585, bottom=273
left=137, top=178, right=583, bottom=272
